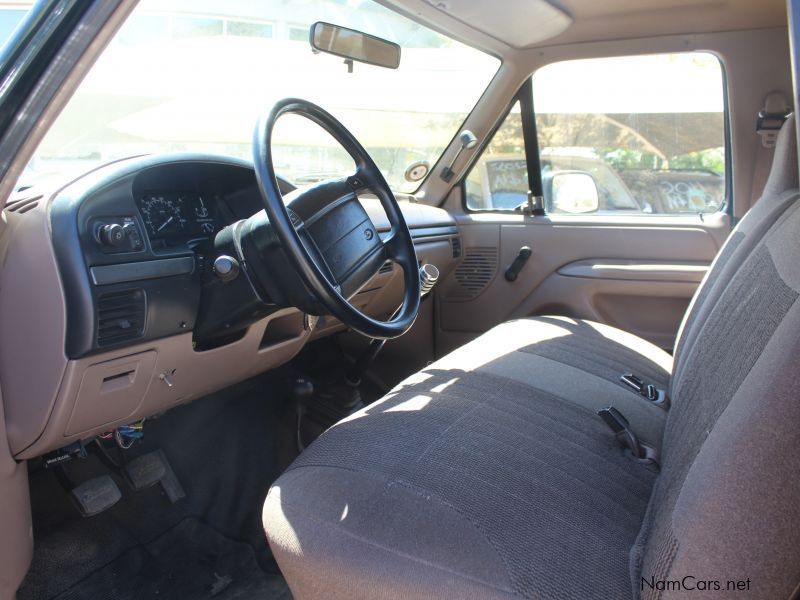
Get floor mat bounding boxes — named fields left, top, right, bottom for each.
left=48, top=519, right=290, bottom=600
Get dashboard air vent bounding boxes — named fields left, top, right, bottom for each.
left=97, top=289, right=146, bottom=346
left=451, top=247, right=498, bottom=299
left=451, top=236, right=462, bottom=258
left=379, top=261, right=394, bottom=274
left=5, top=194, right=43, bottom=214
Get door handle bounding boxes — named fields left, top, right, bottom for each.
left=505, top=246, right=532, bottom=282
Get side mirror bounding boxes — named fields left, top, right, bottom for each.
left=549, top=171, right=600, bottom=214
left=310, top=22, right=401, bottom=70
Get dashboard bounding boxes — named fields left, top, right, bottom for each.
left=47, top=157, right=301, bottom=358
left=0, top=154, right=460, bottom=460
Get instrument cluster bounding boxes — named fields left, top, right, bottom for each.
left=136, top=192, right=218, bottom=243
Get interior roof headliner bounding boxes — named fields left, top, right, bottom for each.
left=545, top=0, right=787, bottom=47
left=388, top=0, right=787, bottom=53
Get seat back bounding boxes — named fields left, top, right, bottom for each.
left=635, top=188, right=800, bottom=597
left=670, top=114, right=798, bottom=397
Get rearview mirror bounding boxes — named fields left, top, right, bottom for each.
left=310, top=22, right=401, bottom=70
left=550, top=171, right=600, bottom=214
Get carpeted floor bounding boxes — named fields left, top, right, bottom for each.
left=18, top=370, right=296, bottom=600
left=36, top=518, right=291, bottom=600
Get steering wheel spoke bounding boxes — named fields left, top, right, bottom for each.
left=347, top=170, right=371, bottom=193
left=382, top=231, right=405, bottom=261
left=297, top=228, right=339, bottom=286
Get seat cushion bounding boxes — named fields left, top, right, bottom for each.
left=443, top=317, right=672, bottom=445
left=488, top=316, right=672, bottom=390
left=265, top=317, right=670, bottom=599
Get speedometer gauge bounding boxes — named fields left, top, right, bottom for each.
left=139, top=195, right=186, bottom=237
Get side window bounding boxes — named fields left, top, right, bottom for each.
left=466, top=102, right=526, bottom=210
left=466, top=52, right=727, bottom=215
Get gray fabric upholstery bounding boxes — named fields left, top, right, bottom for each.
left=514, top=315, right=671, bottom=392
left=635, top=200, right=800, bottom=600
left=671, top=114, right=798, bottom=390
left=263, top=118, right=800, bottom=599
left=266, top=367, right=657, bottom=599
left=434, top=316, right=670, bottom=445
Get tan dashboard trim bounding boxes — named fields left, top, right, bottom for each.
left=2, top=182, right=458, bottom=460
left=14, top=308, right=310, bottom=460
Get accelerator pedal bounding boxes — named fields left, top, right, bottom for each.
left=124, top=449, right=185, bottom=503
left=70, top=475, right=122, bottom=517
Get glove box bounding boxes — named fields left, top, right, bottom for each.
left=65, top=350, right=157, bottom=436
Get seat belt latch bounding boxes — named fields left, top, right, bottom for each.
left=620, top=373, right=659, bottom=401
left=598, top=406, right=644, bottom=459
left=598, top=407, right=660, bottom=468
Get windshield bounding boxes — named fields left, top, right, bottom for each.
left=16, top=0, right=499, bottom=192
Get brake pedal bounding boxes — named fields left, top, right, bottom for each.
left=124, top=451, right=166, bottom=490
left=70, top=475, right=122, bottom=517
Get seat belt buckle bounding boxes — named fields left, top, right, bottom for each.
left=598, top=405, right=629, bottom=434
left=620, top=374, right=668, bottom=407
left=598, top=406, right=643, bottom=459
left=598, top=407, right=660, bottom=468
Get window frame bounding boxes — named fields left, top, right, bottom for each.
left=462, top=51, right=732, bottom=218
left=460, top=83, right=532, bottom=213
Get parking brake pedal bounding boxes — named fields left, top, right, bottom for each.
left=124, top=449, right=185, bottom=503
left=70, top=475, right=122, bottom=517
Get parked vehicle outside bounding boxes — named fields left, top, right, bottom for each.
left=466, top=153, right=644, bottom=213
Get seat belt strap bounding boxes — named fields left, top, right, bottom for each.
left=598, top=407, right=660, bottom=468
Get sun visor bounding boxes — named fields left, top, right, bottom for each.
left=421, top=0, right=572, bottom=48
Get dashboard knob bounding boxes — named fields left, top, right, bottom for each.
left=97, top=223, right=126, bottom=248
left=213, top=255, right=240, bottom=282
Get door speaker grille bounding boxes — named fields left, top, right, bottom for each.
left=450, top=247, right=498, bottom=299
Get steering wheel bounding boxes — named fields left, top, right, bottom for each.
left=252, top=98, right=420, bottom=340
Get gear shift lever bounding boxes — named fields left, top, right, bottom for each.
left=345, top=264, right=439, bottom=387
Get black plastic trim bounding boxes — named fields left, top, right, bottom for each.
left=90, top=256, right=194, bottom=286
left=49, top=153, right=261, bottom=358
left=518, top=77, right=544, bottom=204
left=0, top=0, right=96, bottom=140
